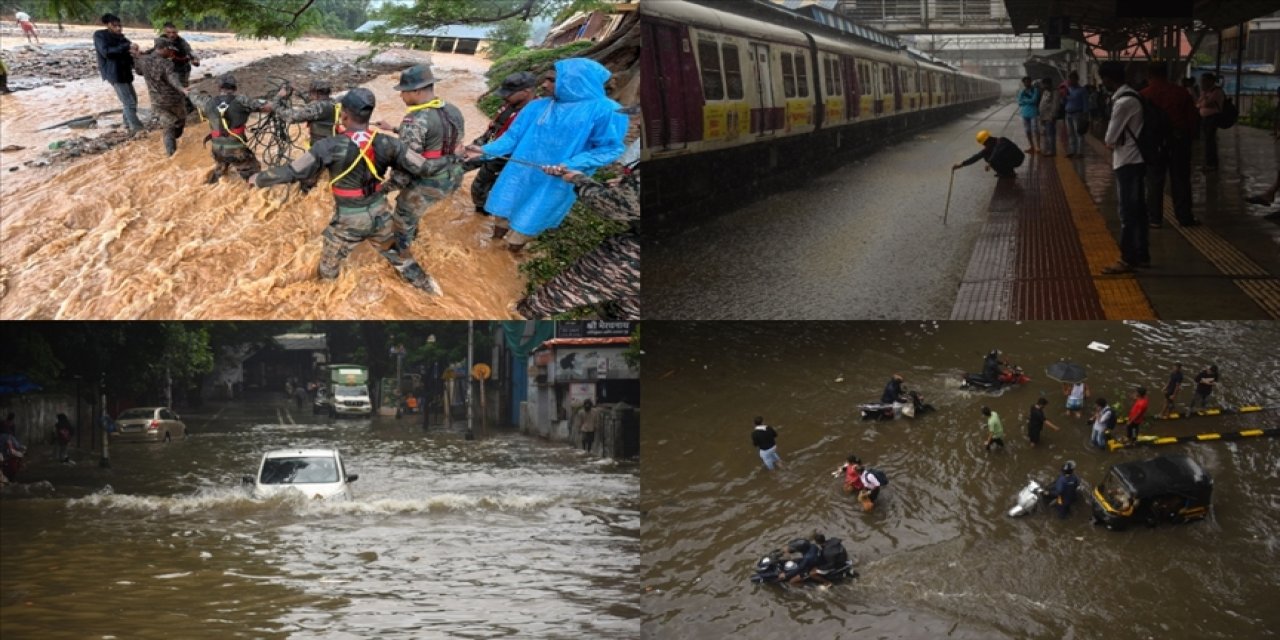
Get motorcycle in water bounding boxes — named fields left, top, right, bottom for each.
left=1007, top=479, right=1047, bottom=517
left=750, top=549, right=857, bottom=585
left=858, top=390, right=936, bottom=420
left=961, top=365, right=1031, bottom=390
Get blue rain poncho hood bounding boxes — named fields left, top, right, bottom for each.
left=479, top=57, right=629, bottom=236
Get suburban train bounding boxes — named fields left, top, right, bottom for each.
left=640, top=0, right=1002, bottom=234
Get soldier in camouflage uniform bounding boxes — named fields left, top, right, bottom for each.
left=468, top=71, right=537, bottom=219
left=266, top=79, right=341, bottom=192
left=516, top=157, right=640, bottom=320
left=374, top=65, right=465, bottom=251
left=156, top=23, right=199, bottom=87
left=249, top=88, right=452, bottom=295
left=189, top=74, right=269, bottom=183
left=132, top=42, right=187, bottom=156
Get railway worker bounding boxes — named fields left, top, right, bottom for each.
left=268, top=78, right=341, bottom=192
left=188, top=74, right=271, bottom=183
left=1141, top=60, right=1200, bottom=228
left=1016, top=76, right=1041, bottom=153
left=132, top=41, right=187, bottom=156
left=155, top=22, right=199, bottom=87
left=1100, top=60, right=1149, bottom=275
left=374, top=64, right=466, bottom=252
left=516, top=140, right=640, bottom=319
left=952, top=130, right=1023, bottom=178
left=246, top=88, right=453, bottom=295
left=462, top=57, right=627, bottom=252
left=468, top=71, right=538, bottom=220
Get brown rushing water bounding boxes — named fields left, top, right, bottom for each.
left=1, top=395, right=639, bottom=639
left=0, top=44, right=523, bottom=319
left=640, top=321, right=1280, bottom=639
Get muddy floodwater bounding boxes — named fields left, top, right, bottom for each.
left=1, top=397, right=639, bottom=639
left=1, top=32, right=524, bottom=319
left=640, top=322, right=1280, bottom=639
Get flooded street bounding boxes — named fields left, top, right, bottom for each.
left=640, top=322, right=1280, bottom=639
left=1, top=395, right=639, bottom=639
left=1, top=30, right=524, bottom=319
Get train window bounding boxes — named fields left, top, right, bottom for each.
left=829, top=57, right=842, bottom=96
left=698, top=39, right=724, bottom=100
left=795, top=52, right=809, bottom=98
left=882, top=67, right=891, bottom=93
left=781, top=52, right=796, bottom=98
left=723, top=43, right=743, bottom=99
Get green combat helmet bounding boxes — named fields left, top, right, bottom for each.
left=392, top=64, right=437, bottom=91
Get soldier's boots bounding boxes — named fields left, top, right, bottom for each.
left=399, top=262, right=443, bottom=296
left=491, top=226, right=508, bottom=240
left=204, top=167, right=222, bottom=184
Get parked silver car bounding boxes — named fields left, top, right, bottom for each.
left=112, top=407, right=186, bottom=443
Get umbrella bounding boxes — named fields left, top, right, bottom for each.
left=1046, top=361, right=1087, bottom=383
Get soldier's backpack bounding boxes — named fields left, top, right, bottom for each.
left=1114, top=89, right=1169, bottom=165
left=1218, top=96, right=1239, bottom=129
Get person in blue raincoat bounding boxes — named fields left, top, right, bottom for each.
left=463, top=57, right=628, bottom=252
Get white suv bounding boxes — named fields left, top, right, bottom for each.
left=243, top=449, right=358, bottom=500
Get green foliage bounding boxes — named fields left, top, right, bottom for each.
left=361, top=0, right=556, bottom=48
left=518, top=203, right=625, bottom=291
left=36, top=0, right=372, bottom=40
left=1242, top=97, right=1277, bottom=131
left=477, top=93, right=505, bottom=118
left=486, top=39, right=593, bottom=88
left=622, top=324, right=641, bottom=369
left=486, top=17, right=532, bottom=59
left=29, top=0, right=98, bottom=28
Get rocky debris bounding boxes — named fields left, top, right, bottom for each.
left=27, top=129, right=133, bottom=166
left=0, top=44, right=231, bottom=91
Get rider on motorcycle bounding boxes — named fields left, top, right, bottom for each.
left=811, top=532, right=851, bottom=581
left=982, top=349, right=1009, bottom=383
left=880, top=374, right=906, bottom=404
left=783, top=538, right=829, bottom=586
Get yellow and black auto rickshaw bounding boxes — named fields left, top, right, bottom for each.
left=1089, top=454, right=1213, bottom=531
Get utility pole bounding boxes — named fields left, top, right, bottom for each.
left=466, top=321, right=475, bottom=441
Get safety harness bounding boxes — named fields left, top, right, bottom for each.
left=328, top=129, right=388, bottom=199
left=211, top=97, right=249, bottom=147
left=403, top=99, right=460, bottom=159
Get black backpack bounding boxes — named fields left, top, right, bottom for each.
left=1115, top=89, right=1169, bottom=164
left=1103, top=407, right=1118, bottom=431
left=822, top=538, right=849, bottom=568
left=1218, top=96, right=1239, bottom=129
left=869, top=468, right=889, bottom=487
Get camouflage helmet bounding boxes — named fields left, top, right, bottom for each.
left=308, top=79, right=331, bottom=93
left=340, top=87, right=377, bottom=120
left=392, top=64, right=437, bottom=91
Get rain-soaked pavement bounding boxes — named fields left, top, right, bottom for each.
left=1, top=395, right=639, bottom=639
left=1, top=31, right=524, bottom=319
left=641, top=321, right=1280, bottom=639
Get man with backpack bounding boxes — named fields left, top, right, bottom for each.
left=811, top=532, right=852, bottom=582
left=1101, top=61, right=1149, bottom=274
left=1141, top=61, right=1201, bottom=227
left=856, top=462, right=887, bottom=512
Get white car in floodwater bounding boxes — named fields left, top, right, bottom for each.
left=243, top=449, right=357, bottom=501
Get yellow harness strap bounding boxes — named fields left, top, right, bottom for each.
left=328, top=129, right=386, bottom=187
left=216, top=102, right=249, bottom=147
left=405, top=98, right=444, bottom=113
left=333, top=103, right=342, bottom=136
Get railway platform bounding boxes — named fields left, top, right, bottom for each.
left=950, top=114, right=1280, bottom=320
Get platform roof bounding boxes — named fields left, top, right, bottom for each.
left=1004, top=0, right=1280, bottom=34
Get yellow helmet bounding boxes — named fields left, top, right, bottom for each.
left=976, top=130, right=991, bottom=145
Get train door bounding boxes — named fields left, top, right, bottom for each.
left=748, top=42, right=777, bottom=135
left=892, top=65, right=903, bottom=112
left=641, top=20, right=700, bottom=149
left=842, top=54, right=859, bottom=119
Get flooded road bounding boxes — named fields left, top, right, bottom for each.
left=644, top=104, right=1014, bottom=320
left=640, top=321, right=1280, bottom=639
left=1, top=396, right=639, bottom=639
left=1, top=33, right=523, bottom=319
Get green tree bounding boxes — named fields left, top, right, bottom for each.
left=29, top=0, right=98, bottom=30
left=486, top=17, right=531, bottom=59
